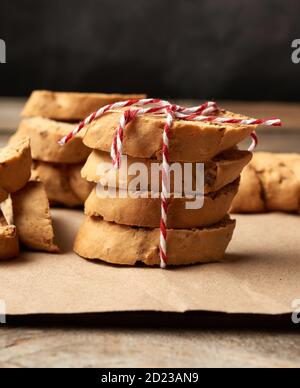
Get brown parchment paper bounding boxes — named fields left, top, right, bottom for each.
left=0, top=209, right=299, bottom=316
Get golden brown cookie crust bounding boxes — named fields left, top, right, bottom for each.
left=22, top=90, right=147, bottom=121
left=10, top=117, right=90, bottom=164
left=0, top=138, right=32, bottom=202
left=74, top=216, right=236, bottom=266
left=83, top=109, right=255, bottom=162
left=85, top=179, right=239, bottom=229
left=82, top=149, right=251, bottom=194
left=12, top=181, right=59, bottom=253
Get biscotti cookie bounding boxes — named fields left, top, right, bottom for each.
left=0, top=138, right=32, bottom=202
left=85, top=179, right=239, bottom=229
left=283, top=154, right=300, bottom=181
left=0, top=204, right=19, bottom=260
left=82, top=148, right=251, bottom=194
left=68, top=164, right=94, bottom=203
left=74, top=216, right=236, bottom=266
left=22, top=90, right=147, bottom=121
left=32, top=162, right=82, bottom=207
left=230, top=164, right=264, bottom=213
left=231, top=152, right=300, bottom=213
left=253, top=153, right=300, bottom=211
left=10, top=117, right=90, bottom=164
left=83, top=109, right=256, bottom=162
left=11, top=181, right=59, bottom=252
left=32, top=161, right=92, bottom=207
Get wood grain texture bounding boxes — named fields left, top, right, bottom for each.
left=0, top=327, right=300, bottom=368
left=0, top=99, right=299, bottom=368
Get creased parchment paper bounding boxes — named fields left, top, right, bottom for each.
left=0, top=209, right=299, bottom=316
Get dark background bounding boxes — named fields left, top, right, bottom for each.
left=0, top=0, right=299, bottom=100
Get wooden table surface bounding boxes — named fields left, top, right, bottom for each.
left=0, top=98, right=299, bottom=368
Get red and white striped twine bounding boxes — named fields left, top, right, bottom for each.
left=160, top=106, right=174, bottom=269
left=60, top=99, right=282, bottom=269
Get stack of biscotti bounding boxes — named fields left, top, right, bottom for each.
left=0, top=139, right=58, bottom=259
left=231, top=152, right=300, bottom=213
left=74, top=107, right=255, bottom=266
left=11, top=91, right=146, bottom=207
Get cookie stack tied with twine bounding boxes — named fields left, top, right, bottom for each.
left=11, top=90, right=146, bottom=207
left=60, top=98, right=281, bottom=267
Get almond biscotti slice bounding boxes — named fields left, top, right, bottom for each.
left=22, top=90, right=147, bottom=121
left=83, top=109, right=256, bottom=162
left=32, top=161, right=90, bottom=207
left=82, top=149, right=251, bottom=194
left=230, top=164, right=265, bottom=213
left=74, top=216, right=236, bottom=266
left=10, top=117, right=90, bottom=164
left=85, top=179, right=240, bottom=229
left=231, top=152, right=300, bottom=213
left=0, top=138, right=32, bottom=202
left=253, top=153, right=300, bottom=211
left=68, top=164, right=95, bottom=203
left=11, top=181, right=59, bottom=253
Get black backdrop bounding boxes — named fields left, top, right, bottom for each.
left=0, top=0, right=300, bottom=100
